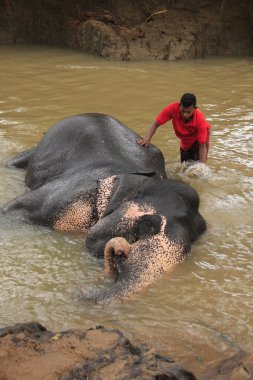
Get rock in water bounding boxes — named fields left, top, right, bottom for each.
left=0, top=322, right=197, bottom=380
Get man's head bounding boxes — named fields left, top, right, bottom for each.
left=180, top=93, right=197, bottom=121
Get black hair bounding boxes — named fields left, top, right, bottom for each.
left=180, top=93, right=197, bottom=108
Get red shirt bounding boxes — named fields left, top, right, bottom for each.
left=156, top=102, right=210, bottom=150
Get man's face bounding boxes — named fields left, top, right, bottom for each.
left=180, top=104, right=195, bottom=121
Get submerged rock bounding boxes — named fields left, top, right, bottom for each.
left=203, top=351, right=253, bottom=380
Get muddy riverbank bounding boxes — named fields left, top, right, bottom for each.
left=0, top=322, right=197, bottom=380
left=1, top=322, right=253, bottom=379
left=0, top=0, right=253, bottom=60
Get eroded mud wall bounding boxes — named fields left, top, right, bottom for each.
left=0, top=0, right=252, bottom=60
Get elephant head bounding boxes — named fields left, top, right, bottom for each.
left=84, top=173, right=206, bottom=302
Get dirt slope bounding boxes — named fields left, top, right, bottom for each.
left=0, top=0, right=252, bottom=60
left=0, top=322, right=197, bottom=380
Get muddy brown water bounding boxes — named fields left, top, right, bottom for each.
left=0, top=45, right=252, bottom=377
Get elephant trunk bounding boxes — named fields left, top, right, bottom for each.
left=81, top=236, right=187, bottom=304
left=104, top=237, right=131, bottom=274
left=81, top=237, right=133, bottom=303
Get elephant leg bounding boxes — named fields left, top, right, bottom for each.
left=2, top=180, right=98, bottom=232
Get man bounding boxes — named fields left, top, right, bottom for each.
left=137, top=93, right=210, bottom=163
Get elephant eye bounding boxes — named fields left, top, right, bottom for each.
left=137, top=215, right=161, bottom=237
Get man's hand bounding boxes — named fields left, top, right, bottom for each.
left=136, top=121, right=159, bottom=147
left=137, top=138, right=150, bottom=146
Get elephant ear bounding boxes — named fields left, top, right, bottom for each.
left=103, top=171, right=156, bottom=216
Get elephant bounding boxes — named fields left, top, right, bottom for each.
left=2, top=113, right=206, bottom=302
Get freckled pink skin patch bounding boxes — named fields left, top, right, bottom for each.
left=54, top=176, right=117, bottom=232
left=123, top=203, right=155, bottom=219
left=54, top=200, right=94, bottom=233
left=126, top=224, right=186, bottom=294
left=96, top=176, right=117, bottom=219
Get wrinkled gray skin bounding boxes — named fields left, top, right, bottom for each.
left=2, top=113, right=206, bottom=302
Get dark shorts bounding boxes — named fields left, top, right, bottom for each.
left=180, top=131, right=210, bottom=163
left=180, top=141, right=200, bottom=162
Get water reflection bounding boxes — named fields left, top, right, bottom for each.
left=0, top=45, right=252, bottom=377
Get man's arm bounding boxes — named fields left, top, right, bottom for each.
left=199, top=143, right=207, bottom=163
left=137, top=121, right=159, bottom=146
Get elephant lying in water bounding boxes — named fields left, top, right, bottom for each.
left=2, top=113, right=206, bottom=302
